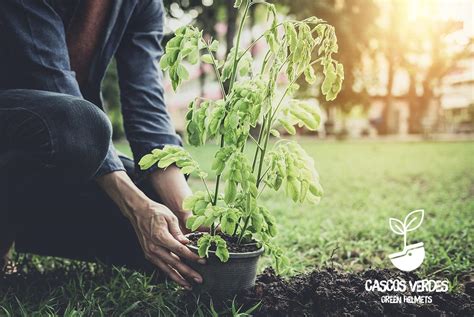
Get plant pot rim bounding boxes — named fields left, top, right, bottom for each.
left=185, top=233, right=265, bottom=259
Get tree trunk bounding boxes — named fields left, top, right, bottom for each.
left=407, top=74, right=421, bottom=134
left=379, top=60, right=395, bottom=135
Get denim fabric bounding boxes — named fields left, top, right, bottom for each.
left=0, top=90, right=111, bottom=182
left=0, top=89, right=159, bottom=270
left=0, top=0, right=183, bottom=177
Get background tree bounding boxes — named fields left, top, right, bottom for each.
left=402, top=10, right=473, bottom=133
left=372, top=0, right=473, bottom=134
left=279, top=0, right=379, bottom=117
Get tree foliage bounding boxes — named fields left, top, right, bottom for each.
left=279, top=0, right=378, bottom=113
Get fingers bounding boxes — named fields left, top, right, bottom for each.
left=150, top=215, right=205, bottom=264
left=151, top=245, right=203, bottom=284
left=159, top=230, right=206, bottom=264
left=146, top=255, right=192, bottom=290
left=168, top=215, right=190, bottom=244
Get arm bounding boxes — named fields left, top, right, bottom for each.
left=149, top=165, right=193, bottom=231
left=115, top=0, right=192, bottom=223
left=0, top=0, right=124, bottom=178
left=1, top=0, right=202, bottom=287
left=113, top=0, right=203, bottom=286
left=96, top=171, right=203, bottom=289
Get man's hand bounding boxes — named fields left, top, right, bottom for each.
left=96, top=171, right=204, bottom=289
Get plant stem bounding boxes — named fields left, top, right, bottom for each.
left=248, top=133, right=264, bottom=151
left=200, top=177, right=213, bottom=202
left=269, top=58, right=323, bottom=125
left=238, top=114, right=271, bottom=244
left=228, top=0, right=250, bottom=93
left=256, top=182, right=267, bottom=199
left=213, top=135, right=225, bottom=206
left=237, top=21, right=284, bottom=61
left=256, top=113, right=271, bottom=188
left=210, top=135, right=225, bottom=236
left=257, top=165, right=271, bottom=185
left=251, top=116, right=266, bottom=172
left=237, top=215, right=251, bottom=244
left=205, top=42, right=226, bottom=98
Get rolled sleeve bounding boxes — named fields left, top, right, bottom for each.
left=95, top=140, right=127, bottom=177
left=115, top=0, right=183, bottom=177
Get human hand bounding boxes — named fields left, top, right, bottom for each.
left=124, top=199, right=205, bottom=289
left=97, top=171, right=204, bottom=289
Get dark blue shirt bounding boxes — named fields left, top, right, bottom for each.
left=0, top=0, right=183, bottom=177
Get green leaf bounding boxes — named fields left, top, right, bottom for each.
left=251, top=212, right=263, bottom=232
left=186, top=100, right=211, bottom=146
left=309, top=182, right=324, bottom=197
left=191, top=216, right=206, bottom=231
left=212, top=146, right=234, bottom=174
left=159, top=54, right=170, bottom=70
left=270, top=129, right=280, bottom=137
left=265, top=142, right=323, bottom=204
left=188, top=50, right=199, bottom=64
left=224, top=181, right=237, bottom=203
left=182, top=191, right=210, bottom=213
left=185, top=215, right=197, bottom=230
left=177, top=64, right=189, bottom=80
left=201, top=54, right=214, bottom=64
left=304, top=65, right=317, bottom=85
left=138, top=154, right=159, bottom=170
left=284, top=21, right=298, bottom=50
left=278, top=118, right=296, bottom=135
left=207, top=101, right=226, bottom=138
left=286, top=177, right=300, bottom=202
left=213, top=236, right=230, bottom=262
left=209, top=40, right=219, bottom=52
left=145, top=146, right=205, bottom=177
left=234, top=0, right=243, bottom=8
left=221, top=48, right=253, bottom=82
left=197, top=235, right=212, bottom=258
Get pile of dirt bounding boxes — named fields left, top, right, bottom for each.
left=237, top=268, right=474, bottom=316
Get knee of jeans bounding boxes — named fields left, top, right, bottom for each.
left=54, top=98, right=112, bottom=180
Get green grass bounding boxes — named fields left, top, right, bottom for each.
left=2, top=139, right=473, bottom=315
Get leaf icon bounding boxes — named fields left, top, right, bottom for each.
left=389, top=218, right=405, bottom=235
left=404, top=209, right=424, bottom=232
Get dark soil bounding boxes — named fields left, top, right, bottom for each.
left=235, top=268, right=474, bottom=316
left=187, top=232, right=260, bottom=253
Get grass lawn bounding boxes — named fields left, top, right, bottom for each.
left=2, top=139, right=473, bottom=315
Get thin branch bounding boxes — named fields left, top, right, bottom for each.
left=204, top=40, right=226, bottom=98
left=200, top=177, right=213, bottom=203
left=248, top=133, right=265, bottom=151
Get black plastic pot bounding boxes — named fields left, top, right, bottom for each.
left=184, top=235, right=264, bottom=297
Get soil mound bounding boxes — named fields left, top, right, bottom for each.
left=237, top=268, right=473, bottom=316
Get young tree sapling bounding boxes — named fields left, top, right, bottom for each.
left=139, top=0, right=343, bottom=271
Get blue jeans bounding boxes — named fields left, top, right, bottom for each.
left=0, top=89, right=153, bottom=270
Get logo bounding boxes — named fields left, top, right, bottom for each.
left=388, top=209, right=425, bottom=272
left=364, top=210, right=449, bottom=304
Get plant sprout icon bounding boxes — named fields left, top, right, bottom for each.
left=388, top=210, right=425, bottom=272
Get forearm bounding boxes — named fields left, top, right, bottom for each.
left=95, top=170, right=204, bottom=288
left=96, top=171, right=149, bottom=218
left=149, top=165, right=192, bottom=220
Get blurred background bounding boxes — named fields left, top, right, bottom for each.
left=105, top=0, right=474, bottom=277
left=103, top=0, right=474, bottom=141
